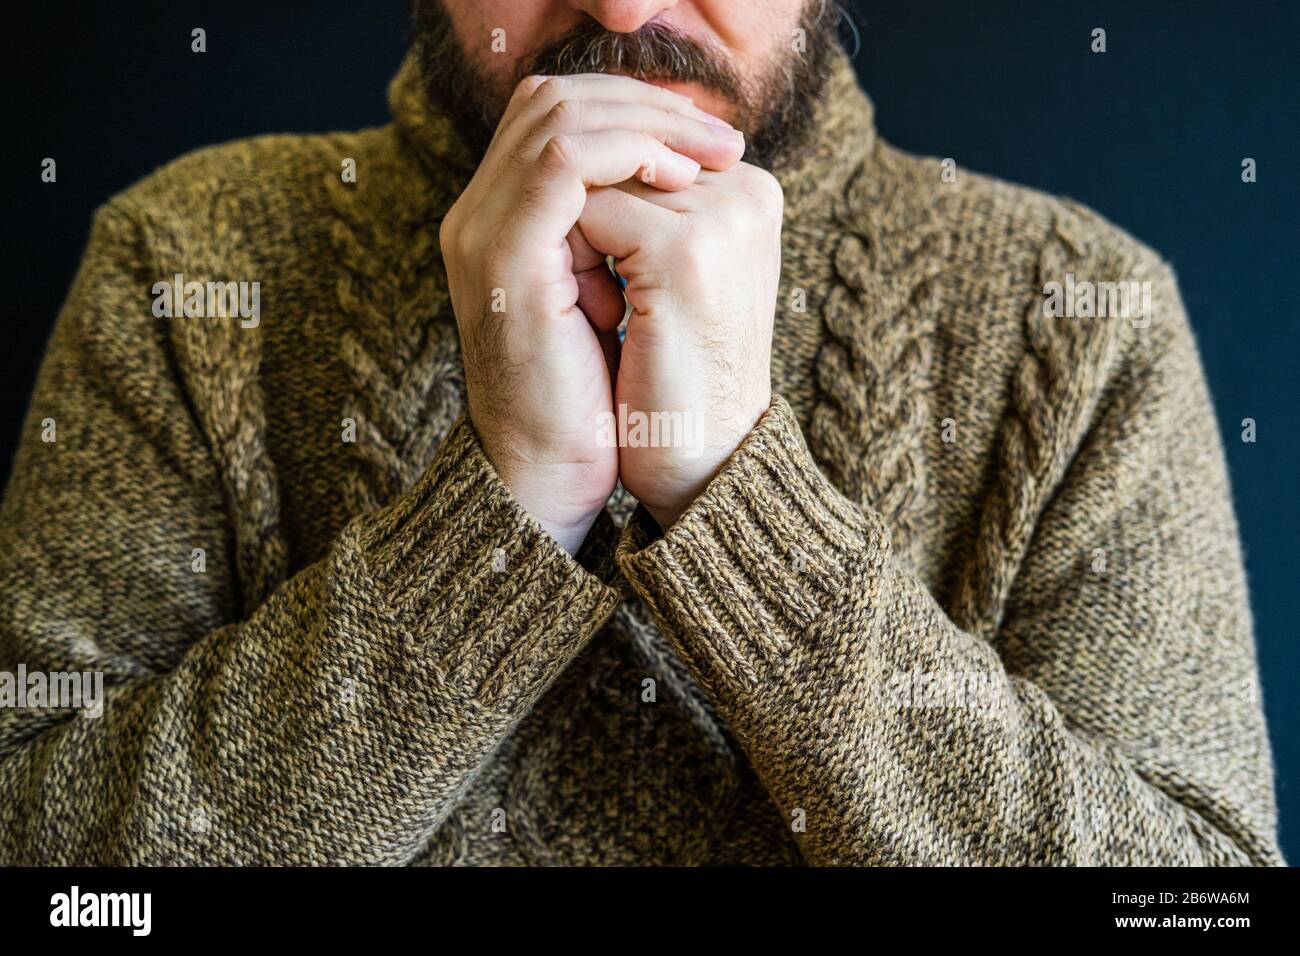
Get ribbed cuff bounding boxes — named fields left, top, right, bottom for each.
left=353, top=414, right=622, bottom=712
left=615, top=395, right=887, bottom=689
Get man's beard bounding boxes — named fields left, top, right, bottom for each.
left=409, top=0, right=846, bottom=171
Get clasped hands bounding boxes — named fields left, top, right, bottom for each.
left=440, top=73, right=782, bottom=554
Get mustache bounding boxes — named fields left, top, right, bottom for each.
left=411, top=0, right=844, bottom=170
left=515, top=19, right=745, bottom=102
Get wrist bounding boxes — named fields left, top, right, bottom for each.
left=535, top=510, right=601, bottom=556
left=633, top=398, right=771, bottom=532
left=497, top=465, right=610, bottom=557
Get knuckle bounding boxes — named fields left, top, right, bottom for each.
left=537, top=134, right=579, bottom=172
left=533, top=77, right=568, bottom=103
left=514, top=74, right=549, bottom=100
left=544, top=98, right=581, bottom=129
left=437, top=212, right=457, bottom=251
left=458, top=222, right=486, bottom=260
left=439, top=213, right=474, bottom=261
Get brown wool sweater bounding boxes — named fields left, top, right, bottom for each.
left=0, top=49, right=1284, bottom=866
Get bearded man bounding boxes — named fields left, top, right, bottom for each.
left=0, top=0, right=1283, bottom=866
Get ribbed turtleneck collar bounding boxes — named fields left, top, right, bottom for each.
left=386, top=45, right=877, bottom=221
left=766, top=47, right=877, bottom=216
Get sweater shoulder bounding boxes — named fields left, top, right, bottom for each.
left=880, top=140, right=1171, bottom=281
left=96, top=124, right=450, bottom=250
left=67, top=125, right=451, bottom=395
left=845, top=141, right=1206, bottom=489
left=866, top=140, right=1190, bottom=362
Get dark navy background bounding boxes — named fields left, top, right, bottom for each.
left=4, top=1, right=1296, bottom=862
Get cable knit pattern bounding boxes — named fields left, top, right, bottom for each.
left=329, top=151, right=466, bottom=515
left=810, top=147, right=951, bottom=566
left=140, top=184, right=289, bottom=616
left=949, top=202, right=1129, bottom=641
left=0, top=48, right=1282, bottom=865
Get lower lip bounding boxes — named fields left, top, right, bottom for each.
left=611, top=73, right=729, bottom=120
left=612, top=72, right=693, bottom=97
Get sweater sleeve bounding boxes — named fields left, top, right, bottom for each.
left=615, top=302, right=1282, bottom=866
left=0, top=205, right=621, bottom=865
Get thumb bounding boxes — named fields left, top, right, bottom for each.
left=568, top=223, right=625, bottom=334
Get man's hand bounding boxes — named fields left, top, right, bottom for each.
left=439, top=74, right=746, bottom=553
left=579, top=163, right=783, bottom=530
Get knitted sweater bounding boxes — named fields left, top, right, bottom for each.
left=0, top=49, right=1283, bottom=866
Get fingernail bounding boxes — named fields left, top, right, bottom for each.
left=662, top=155, right=699, bottom=182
